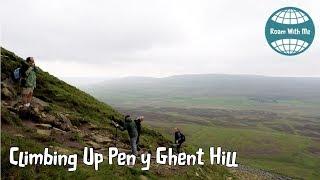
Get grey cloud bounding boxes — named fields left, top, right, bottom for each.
left=1, top=0, right=319, bottom=77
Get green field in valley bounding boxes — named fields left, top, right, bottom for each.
left=148, top=121, right=320, bottom=179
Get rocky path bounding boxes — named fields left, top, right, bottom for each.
left=2, top=95, right=189, bottom=177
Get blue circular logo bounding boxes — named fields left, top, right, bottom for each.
left=265, top=7, right=315, bottom=56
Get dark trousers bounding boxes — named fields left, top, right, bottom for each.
left=136, top=133, right=140, bottom=151
left=130, top=136, right=138, bottom=155
left=176, top=141, right=183, bottom=153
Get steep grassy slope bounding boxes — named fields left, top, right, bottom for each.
left=1, top=48, right=121, bottom=122
left=1, top=48, right=233, bottom=179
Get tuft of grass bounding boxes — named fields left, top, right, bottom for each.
left=1, top=106, right=21, bottom=126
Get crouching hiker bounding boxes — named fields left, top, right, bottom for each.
left=174, top=128, right=185, bottom=153
left=118, top=115, right=138, bottom=156
left=134, top=116, right=144, bottom=151
left=20, top=57, right=37, bottom=108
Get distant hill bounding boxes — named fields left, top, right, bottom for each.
left=88, top=74, right=320, bottom=99
left=85, top=74, right=320, bottom=112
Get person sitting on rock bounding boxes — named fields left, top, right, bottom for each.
left=117, top=115, right=138, bottom=156
left=20, top=57, right=37, bottom=108
left=134, top=116, right=144, bottom=151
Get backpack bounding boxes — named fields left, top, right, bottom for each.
left=180, top=133, right=185, bottom=143
left=12, top=68, right=21, bottom=82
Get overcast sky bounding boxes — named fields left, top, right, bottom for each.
left=1, top=0, right=319, bottom=79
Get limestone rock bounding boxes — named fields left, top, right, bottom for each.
left=36, top=129, right=51, bottom=136
left=1, top=81, right=15, bottom=100
left=53, top=147, right=70, bottom=154
left=52, top=127, right=67, bottom=134
left=31, top=97, right=49, bottom=111
left=86, top=141, right=102, bottom=149
left=91, top=134, right=112, bottom=144
left=1, top=86, right=13, bottom=100
left=41, top=113, right=47, bottom=118
left=40, top=114, right=56, bottom=124
left=36, top=123, right=52, bottom=129
left=58, top=114, right=72, bottom=131
left=88, top=122, right=100, bottom=130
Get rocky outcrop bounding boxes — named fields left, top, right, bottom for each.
left=1, top=83, right=75, bottom=134
left=1, top=80, right=16, bottom=100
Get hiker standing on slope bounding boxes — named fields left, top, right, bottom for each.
left=118, top=115, right=138, bottom=155
left=134, top=116, right=144, bottom=151
left=174, top=128, right=185, bottom=153
left=20, top=57, right=37, bottom=108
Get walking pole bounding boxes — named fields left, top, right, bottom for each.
left=28, top=94, right=32, bottom=121
left=111, top=120, right=119, bottom=147
left=28, top=107, right=31, bottom=121
left=115, top=126, right=118, bottom=146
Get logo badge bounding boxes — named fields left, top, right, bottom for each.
left=265, top=7, right=315, bottom=56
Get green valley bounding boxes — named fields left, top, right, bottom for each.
left=85, top=74, right=320, bottom=179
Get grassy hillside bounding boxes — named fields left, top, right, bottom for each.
left=1, top=48, right=121, bottom=122
left=1, top=48, right=234, bottom=179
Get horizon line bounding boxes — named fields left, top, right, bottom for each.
left=59, top=73, right=320, bottom=79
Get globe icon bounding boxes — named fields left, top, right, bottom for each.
left=265, top=7, right=315, bottom=56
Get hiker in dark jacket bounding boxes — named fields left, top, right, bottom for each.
left=118, top=115, right=138, bottom=155
left=174, top=128, right=185, bottom=153
left=21, top=57, right=37, bottom=108
left=134, top=116, right=144, bottom=151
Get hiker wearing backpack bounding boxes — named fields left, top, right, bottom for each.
left=20, top=57, right=37, bottom=108
left=134, top=116, right=144, bottom=151
left=174, top=128, right=185, bottom=153
left=117, top=115, right=138, bottom=155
